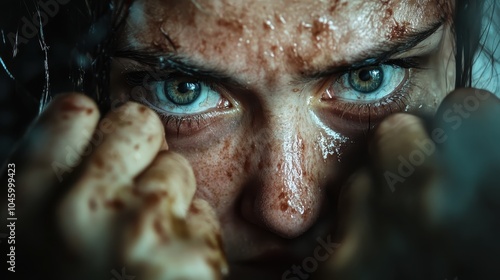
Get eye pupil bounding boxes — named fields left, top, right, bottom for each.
left=348, top=67, right=384, bottom=93
left=165, top=80, right=202, bottom=105
left=177, top=82, right=198, bottom=94
left=358, top=69, right=372, bottom=82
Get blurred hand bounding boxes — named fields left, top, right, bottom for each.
left=321, top=88, right=500, bottom=280
left=0, top=93, right=227, bottom=280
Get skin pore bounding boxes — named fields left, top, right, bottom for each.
left=109, top=0, right=455, bottom=277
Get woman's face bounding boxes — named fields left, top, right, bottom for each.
left=111, top=0, right=455, bottom=277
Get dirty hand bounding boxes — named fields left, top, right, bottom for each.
left=1, top=93, right=227, bottom=280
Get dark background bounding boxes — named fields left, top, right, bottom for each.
left=0, top=0, right=98, bottom=165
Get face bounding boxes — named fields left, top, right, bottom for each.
left=110, top=0, right=455, bottom=277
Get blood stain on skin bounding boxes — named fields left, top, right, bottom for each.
left=389, top=21, right=410, bottom=40
left=144, top=192, right=165, bottom=206
left=189, top=203, right=200, bottom=215
left=105, top=198, right=125, bottom=210
left=280, top=202, right=289, bottom=212
left=278, top=191, right=290, bottom=212
left=328, top=0, right=340, bottom=13
left=311, top=17, right=331, bottom=41
left=94, top=156, right=105, bottom=168
left=216, top=18, right=244, bottom=34
left=60, top=99, right=90, bottom=112
left=223, top=139, right=231, bottom=151
left=154, top=218, right=170, bottom=243
left=285, top=45, right=311, bottom=73
left=138, top=106, right=147, bottom=114
left=270, top=45, right=279, bottom=57
left=147, top=135, right=154, bottom=143
left=384, top=7, right=394, bottom=20
left=86, top=108, right=93, bottom=115
left=244, top=156, right=251, bottom=173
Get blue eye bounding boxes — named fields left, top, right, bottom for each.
left=348, top=66, right=384, bottom=93
left=331, top=64, right=408, bottom=102
left=145, top=77, right=227, bottom=115
left=165, top=80, right=202, bottom=105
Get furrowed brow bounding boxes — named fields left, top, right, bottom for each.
left=113, top=49, right=243, bottom=86
left=304, top=20, right=445, bottom=79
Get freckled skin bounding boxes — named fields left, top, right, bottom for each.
left=112, top=0, right=456, bottom=277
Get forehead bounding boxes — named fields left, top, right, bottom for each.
left=121, top=0, right=449, bottom=85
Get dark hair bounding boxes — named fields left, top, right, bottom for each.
left=0, top=0, right=498, bottom=160
left=454, top=0, right=499, bottom=90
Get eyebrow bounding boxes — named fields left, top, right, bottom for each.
left=114, top=20, right=444, bottom=85
left=304, top=20, right=444, bottom=79
left=114, top=49, right=244, bottom=87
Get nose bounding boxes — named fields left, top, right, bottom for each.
left=240, top=124, right=326, bottom=239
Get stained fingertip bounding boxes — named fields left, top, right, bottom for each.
left=134, top=151, right=196, bottom=219
left=41, top=92, right=100, bottom=119
left=82, top=102, right=165, bottom=185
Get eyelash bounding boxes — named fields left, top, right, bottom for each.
left=123, top=57, right=422, bottom=134
left=321, top=57, right=422, bottom=128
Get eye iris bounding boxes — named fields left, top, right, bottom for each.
left=348, top=67, right=384, bottom=93
left=165, top=80, right=201, bottom=105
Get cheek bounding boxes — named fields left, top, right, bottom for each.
left=178, top=135, right=251, bottom=211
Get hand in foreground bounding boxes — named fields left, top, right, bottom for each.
left=322, top=88, right=500, bottom=279
left=1, top=93, right=227, bottom=280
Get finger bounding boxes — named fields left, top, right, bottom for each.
left=430, top=88, right=500, bottom=266
left=125, top=158, right=228, bottom=280
left=324, top=169, right=375, bottom=280
left=434, top=88, right=500, bottom=166
left=82, top=102, right=166, bottom=186
left=124, top=198, right=228, bottom=280
left=5, top=93, right=99, bottom=210
left=134, top=151, right=196, bottom=219
left=186, top=198, right=229, bottom=278
left=431, top=88, right=500, bottom=216
left=371, top=113, right=439, bottom=193
left=57, top=102, right=165, bottom=258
